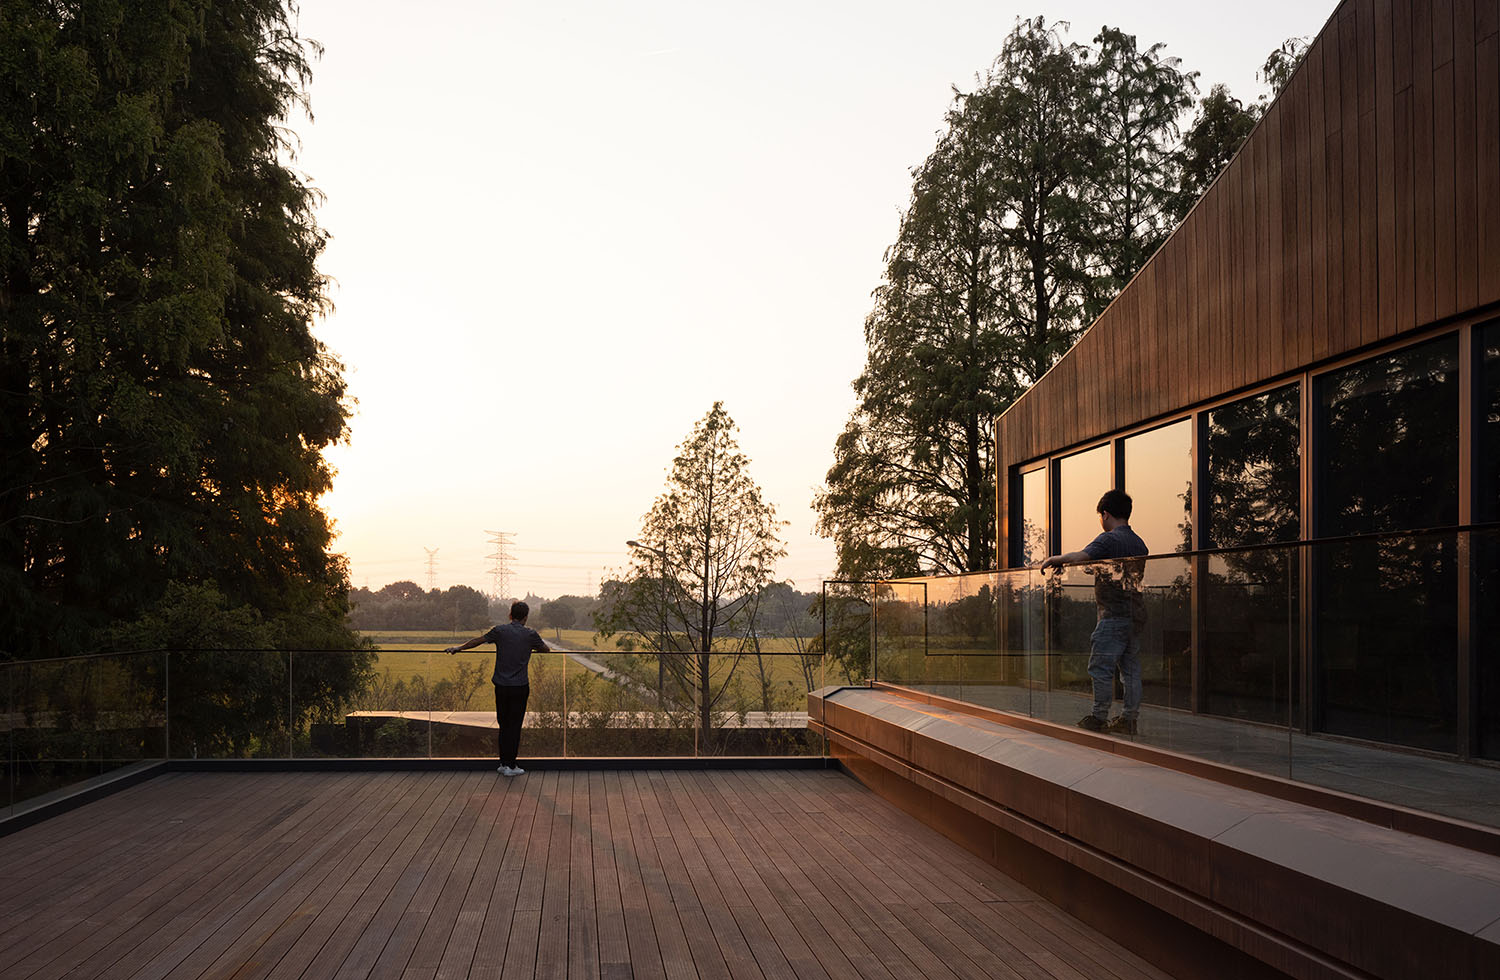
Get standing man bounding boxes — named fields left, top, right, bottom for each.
left=1040, top=489, right=1149, bottom=734
left=447, top=600, right=549, bottom=776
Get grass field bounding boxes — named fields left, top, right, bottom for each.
left=354, top=629, right=828, bottom=708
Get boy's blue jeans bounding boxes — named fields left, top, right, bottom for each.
left=1088, top=615, right=1141, bottom=721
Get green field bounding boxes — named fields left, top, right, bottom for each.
left=354, top=629, right=828, bottom=713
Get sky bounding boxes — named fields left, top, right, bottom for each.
left=292, top=0, right=1333, bottom=599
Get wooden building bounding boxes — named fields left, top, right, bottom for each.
left=993, top=0, right=1500, bottom=760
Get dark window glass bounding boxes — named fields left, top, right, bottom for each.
left=1316, top=335, right=1459, bottom=535
left=1015, top=467, right=1048, bottom=566
left=1206, top=385, right=1301, bottom=548
left=1315, top=533, right=1457, bottom=753
left=1202, top=548, right=1299, bottom=727
left=1057, top=445, right=1111, bottom=553
left=1478, top=324, right=1500, bottom=759
left=1481, top=320, right=1500, bottom=523
left=1123, top=420, right=1192, bottom=554
left=1478, top=529, right=1500, bottom=760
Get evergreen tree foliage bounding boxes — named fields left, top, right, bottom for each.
left=0, top=0, right=361, bottom=658
left=1085, top=27, right=1197, bottom=307
left=1171, top=83, right=1260, bottom=222
left=817, top=18, right=1196, bottom=578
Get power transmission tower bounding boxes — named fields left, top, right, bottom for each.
left=423, top=547, right=440, bottom=590
left=485, top=530, right=515, bottom=600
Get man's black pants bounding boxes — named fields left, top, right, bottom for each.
left=494, top=683, right=530, bottom=766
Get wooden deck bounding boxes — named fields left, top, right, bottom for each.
left=0, top=769, right=1174, bottom=980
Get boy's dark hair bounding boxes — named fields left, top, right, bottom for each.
left=1097, top=489, right=1133, bottom=520
left=510, top=600, right=529, bottom=621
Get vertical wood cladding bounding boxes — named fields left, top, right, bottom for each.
left=996, top=0, right=1500, bottom=564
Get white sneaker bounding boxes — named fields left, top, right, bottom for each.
left=497, top=765, right=524, bottom=777
left=508, top=765, right=525, bottom=776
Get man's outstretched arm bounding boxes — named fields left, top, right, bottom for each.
left=445, top=634, right=488, bottom=655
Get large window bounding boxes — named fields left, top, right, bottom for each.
left=1123, top=420, right=1192, bottom=554
left=1014, top=466, right=1048, bottom=566
left=1056, top=445, right=1112, bottom=554
left=1205, top=384, right=1301, bottom=548
left=1478, top=322, right=1500, bottom=759
left=1316, top=334, right=1459, bottom=534
left=1315, top=337, right=1460, bottom=753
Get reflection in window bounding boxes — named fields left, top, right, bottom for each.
left=1316, top=534, right=1456, bottom=753
left=1057, top=445, right=1112, bottom=553
left=1316, top=335, right=1459, bottom=535
left=1479, top=324, right=1500, bottom=759
left=1123, top=420, right=1192, bottom=554
left=1481, top=320, right=1500, bottom=523
left=1315, top=337, right=1459, bottom=754
left=1016, top=467, right=1048, bottom=566
left=1206, top=385, right=1300, bottom=548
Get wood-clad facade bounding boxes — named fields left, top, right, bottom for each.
left=996, top=0, right=1500, bottom=557
left=988, top=0, right=1500, bottom=763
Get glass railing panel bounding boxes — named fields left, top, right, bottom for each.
left=923, top=573, right=994, bottom=703
left=2, top=661, right=10, bottom=817
left=1311, top=531, right=1459, bottom=755
left=92, top=651, right=166, bottom=773
left=417, top=649, right=493, bottom=758
left=702, top=652, right=820, bottom=757
left=1035, top=564, right=1096, bottom=727
left=818, top=583, right=873, bottom=688
left=523, top=651, right=566, bottom=758
left=1194, top=548, right=1298, bottom=775
left=872, top=582, right=927, bottom=688
left=288, top=648, right=381, bottom=758
left=7, top=652, right=167, bottom=807
left=166, top=649, right=290, bottom=759
left=1477, top=528, right=1500, bottom=763
left=337, top=649, right=435, bottom=758
left=558, top=649, right=692, bottom=758
left=1136, top=554, right=1193, bottom=748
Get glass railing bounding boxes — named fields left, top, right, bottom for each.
left=860, top=527, right=1500, bottom=828
left=1, top=646, right=832, bottom=820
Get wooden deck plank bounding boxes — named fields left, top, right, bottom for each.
left=535, top=772, right=575, bottom=980
left=183, top=772, right=422, bottom=980
left=292, top=772, right=465, bottom=980
left=1006, top=900, right=1173, bottom=980
left=0, top=772, right=299, bottom=964
left=566, top=771, right=601, bottom=980
left=368, top=773, right=497, bottom=977
left=588, top=770, right=632, bottom=979
left=626, top=771, right=699, bottom=980
left=69, top=772, right=383, bottom=980
left=702, top=773, right=889, bottom=980
left=466, top=772, right=545, bottom=978
left=602, top=771, right=667, bottom=980
left=0, top=770, right=1191, bottom=980
left=405, top=775, right=506, bottom=975
left=262, top=773, right=452, bottom=980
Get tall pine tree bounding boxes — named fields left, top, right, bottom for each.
left=0, top=0, right=360, bottom=657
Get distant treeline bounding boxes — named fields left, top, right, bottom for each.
left=349, top=581, right=822, bottom=637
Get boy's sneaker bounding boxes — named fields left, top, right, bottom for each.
left=1106, top=716, right=1139, bottom=735
left=1077, top=714, right=1107, bottom=732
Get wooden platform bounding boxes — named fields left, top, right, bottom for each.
left=0, top=769, right=1173, bottom=980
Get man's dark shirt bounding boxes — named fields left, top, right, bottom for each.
left=481, top=621, right=549, bottom=686
left=1082, top=524, right=1150, bottom=619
